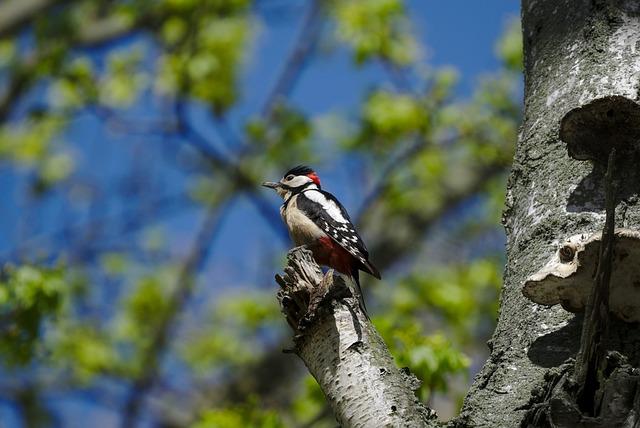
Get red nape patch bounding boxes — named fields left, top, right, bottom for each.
left=307, top=172, right=321, bottom=186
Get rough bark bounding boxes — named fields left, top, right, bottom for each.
left=276, top=247, right=437, bottom=428
left=456, top=1, right=640, bottom=427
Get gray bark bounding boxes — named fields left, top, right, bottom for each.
left=276, top=248, right=437, bottom=428
left=0, top=0, right=61, bottom=38
left=456, top=1, right=640, bottom=427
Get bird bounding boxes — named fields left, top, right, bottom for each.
left=262, top=165, right=381, bottom=317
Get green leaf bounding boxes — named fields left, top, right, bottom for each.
left=193, top=399, right=285, bottom=428
left=100, top=48, right=147, bottom=107
left=0, top=264, right=67, bottom=365
left=495, top=17, right=523, bottom=72
left=332, top=0, right=420, bottom=65
left=363, top=90, right=424, bottom=137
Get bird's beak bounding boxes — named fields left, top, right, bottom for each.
left=262, top=181, right=281, bottom=189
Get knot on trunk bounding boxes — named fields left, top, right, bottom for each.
left=275, top=246, right=353, bottom=335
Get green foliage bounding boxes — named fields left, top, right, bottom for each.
left=188, top=175, right=229, bottom=205
left=377, top=317, right=470, bottom=401
left=100, top=253, right=131, bottom=277
left=370, top=257, right=502, bottom=407
left=0, top=116, right=65, bottom=166
left=0, top=1, right=524, bottom=425
left=291, top=376, right=330, bottom=426
left=374, top=260, right=502, bottom=402
left=193, top=399, right=285, bottom=428
left=49, top=57, right=97, bottom=110
left=113, top=271, right=174, bottom=353
left=496, top=18, right=524, bottom=72
left=156, top=1, right=252, bottom=114
left=38, top=152, right=75, bottom=187
left=181, top=291, right=282, bottom=374
left=48, top=265, right=178, bottom=382
left=0, top=265, right=66, bottom=365
left=363, top=90, right=425, bottom=139
left=0, top=113, right=74, bottom=194
left=395, top=259, right=502, bottom=338
left=52, top=322, right=120, bottom=382
left=245, top=103, right=316, bottom=178
left=101, top=48, right=148, bottom=107
left=246, top=103, right=313, bottom=157
left=332, top=0, right=420, bottom=65
left=0, top=39, right=16, bottom=67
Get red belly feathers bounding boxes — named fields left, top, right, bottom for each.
left=313, top=236, right=354, bottom=275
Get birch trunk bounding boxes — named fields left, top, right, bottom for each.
left=456, top=1, right=640, bottom=426
left=276, top=248, right=437, bottom=428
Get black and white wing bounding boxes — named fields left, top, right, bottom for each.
left=297, top=189, right=381, bottom=278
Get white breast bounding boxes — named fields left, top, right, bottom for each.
left=282, top=194, right=326, bottom=246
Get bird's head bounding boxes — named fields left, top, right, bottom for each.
left=262, top=165, right=321, bottom=200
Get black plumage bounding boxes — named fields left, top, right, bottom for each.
left=296, top=190, right=381, bottom=279
left=284, top=165, right=314, bottom=178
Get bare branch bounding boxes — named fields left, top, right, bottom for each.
left=0, top=59, right=37, bottom=122
left=0, top=0, right=63, bottom=38
left=355, top=135, right=431, bottom=222
left=276, top=247, right=438, bottom=427
left=366, top=164, right=505, bottom=271
left=121, top=199, right=232, bottom=428
left=1, top=192, right=193, bottom=264
left=173, top=101, right=288, bottom=239
left=75, top=14, right=142, bottom=47
left=260, top=0, right=324, bottom=120
left=0, top=8, right=157, bottom=122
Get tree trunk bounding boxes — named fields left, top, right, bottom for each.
left=456, top=1, right=640, bottom=427
left=275, top=2, right=640, bottom=426
left=276, top=248, right=437, bottom=428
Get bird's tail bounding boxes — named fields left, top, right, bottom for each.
left=351, top=268, right=370, bottom=320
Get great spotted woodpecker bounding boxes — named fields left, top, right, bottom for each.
left=263, top=165, right=381, bottom=316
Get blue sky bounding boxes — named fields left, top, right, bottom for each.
left=0, top=1, right=522, bottom=323
left=205, top=0, right=520, bottom=291
left=0, top=1, right=520, bottom=425
left=0, top=1, right=520, bottom=260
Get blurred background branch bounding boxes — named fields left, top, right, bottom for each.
left=0, top=1, right=522, bottom=426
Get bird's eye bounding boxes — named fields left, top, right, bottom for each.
left=286, top=175, right=294, bottom=181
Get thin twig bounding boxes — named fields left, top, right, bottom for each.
left=174, top=102, right=288, bottom=240
left=368, top=164, right=505, bottom=271
left=117, top=5, right=324, bottom=421
left=0, top=193, right=191, bottom=264
left=355, top=136, right=430, bottom=222
left=260, top=0, right=324, bottom=120
left=89, top=105, right=179, bottom=137
left=379, top=59, right=416, bottom=94
left=0, top=0, right=63, bottom=38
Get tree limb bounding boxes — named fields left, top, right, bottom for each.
left=121, top=199, right=232, bottom=428
left=275, top=247, right=437, bottom=427
left=260, top=0, right=324, bottom=120
left=0, top=0, right=64, bottom=38
left=366, top=164, right=505, bottom=271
